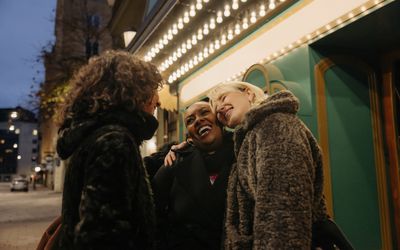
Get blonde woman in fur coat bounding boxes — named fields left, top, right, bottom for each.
left=208, top=82, right=352, bottom=250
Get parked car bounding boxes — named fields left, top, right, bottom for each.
left=10, top=178, right=29, bottom=192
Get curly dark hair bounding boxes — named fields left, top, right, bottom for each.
left=57, top=50, right=163, bottom=126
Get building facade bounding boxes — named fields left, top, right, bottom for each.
left=109, top=0, right=400, bottom=249
left=39, top=0, right=113, bottom=191
left=0, top=107, right=38, bottom=182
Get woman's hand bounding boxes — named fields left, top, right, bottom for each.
left=163, top=141, right=189, bottom=166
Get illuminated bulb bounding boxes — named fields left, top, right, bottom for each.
left=215, top=40, right=220, bottom=49
left=336, top=18, right=342, bottom=24
left=155, top=47, right=160, bottom=53
left=168, top=78, right=173, bottom=83
left=242, top=18, right=248, bottom=29
left=250, top=11, right=257, bottom=23
left=348, top=12, right=354, bottom=18
left=183, top=12, right=190, bottom=23
left=241, top=0, right=247, bottom=2
left=203, top=24, right=209, bottom=35
left=232, top=1, right=239, bottom=10
left=184, top=64, right=189, bottom=71
left=288, top=43, right=293, bottom=49
left=178, top=18, right=184, bottom=29
left=216, top=11, right=223, bottom=23
left=197, top=29, right=203, bottom=40
left=203, top=0, right=209, bottom=2
left=190, top=5, right=196, bottom=17
left=177, top=49, right=182, bottom=58
left=235, top=24, right=240, bottom=34
left=187, top=39, right=192, bottom=48
left=172, top=54, right=177, bottom=61
left=269, top=0, right=276, bottom=9
left=227, top=30, right=233, bottom=40
left=192, top=35, right=198, bottom=45
left=167, top=30, right=173, bottom=40
left=260, top=4, right=266, bottom=16
left=325, top=24, right=331, bottom=30
left=173, top=24, right=178, bottom=33
left=210, top=18, right=216, bottom=29
left=196, top=0, right=203, bottom=10
left=221, top=35, right=227, bottom=45
left=182, top=47, right=187, bottom=53
left=209, top=43, right=214, bottom=51
left=224, top=5, right=231, bottom=17
left=361, top=6, right=366, bottom=12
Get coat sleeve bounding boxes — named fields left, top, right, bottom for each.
left=251, top=128, right=313, bottom=249
left=73, top=131, right=140, bottom=250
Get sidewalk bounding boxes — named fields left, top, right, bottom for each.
left=0, top=219, right=53, bottom=250
left=0, top=183, right=61, bottom=250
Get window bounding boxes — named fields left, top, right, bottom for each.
left=32, top=139, right=37, bottom=144
left=32, top=148, right=37, bottom=154
left=32, top=129, right=38, bottom=136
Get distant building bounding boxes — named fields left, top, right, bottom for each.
left=0, top=107, right=38, bottom=181
left=39, top=0, right=113, bottom=191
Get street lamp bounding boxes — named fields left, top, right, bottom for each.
left=10, top=111, right=18, bottom=119
left=34, top=166, right=41, bottom=172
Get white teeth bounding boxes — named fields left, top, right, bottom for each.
left=198, top=125, right=211, bottom=136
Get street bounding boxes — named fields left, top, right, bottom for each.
left=0, top=182, right=61, bottom=250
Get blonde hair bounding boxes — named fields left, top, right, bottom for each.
left=208, top=81, right=266, bottom=111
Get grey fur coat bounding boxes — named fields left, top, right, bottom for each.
left=224, top=90, right=328, bottom=249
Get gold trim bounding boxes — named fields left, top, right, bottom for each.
left=242, top=63, right=271, bottom=92
left=270, top=83, right=287, bottom=93
left=314, top=56, right=392, bottom=249
left=314, top=59, right=334, bottom=217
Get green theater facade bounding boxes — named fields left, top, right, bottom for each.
left=111, top=0, right=400, bottom=248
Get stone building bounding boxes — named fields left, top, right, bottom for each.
left=39, top=0, right=113, bottom=191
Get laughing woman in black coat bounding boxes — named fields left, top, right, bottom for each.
left=56, top=50, right=163, bottom=250
left=152, top=102, right=235, bottom=250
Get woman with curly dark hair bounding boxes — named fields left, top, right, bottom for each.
left=55, top=50, right=163, bottom=250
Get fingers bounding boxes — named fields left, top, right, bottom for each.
left=164, top=150, right=177, bottom=167
left=174, top=141, right=188, bottom=150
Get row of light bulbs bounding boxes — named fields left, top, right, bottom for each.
left=144, top=0, right=254, bottom=63
left=158, top=0, right=254, bottom=72
left=224, top=0, right=387, bottom=82
left=144, top=0, right=213, bottom=62
left=167, top=0, right=284, bottom=83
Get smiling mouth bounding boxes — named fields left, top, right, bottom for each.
left=198, top=125, right=212, bottom=137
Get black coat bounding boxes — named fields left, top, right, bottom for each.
left=152, top=134, right=235, bottom=250
left=56, top=110, right=158, bottom=250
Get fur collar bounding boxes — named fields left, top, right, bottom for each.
left=233, top=90, right=299, bottom=155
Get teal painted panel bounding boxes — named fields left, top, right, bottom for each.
left=245, top=69, right=266, bottom=90
left=325, top=66, right=381, bottom=249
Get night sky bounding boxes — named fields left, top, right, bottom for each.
left=0, top=0, right=56, bottom=110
